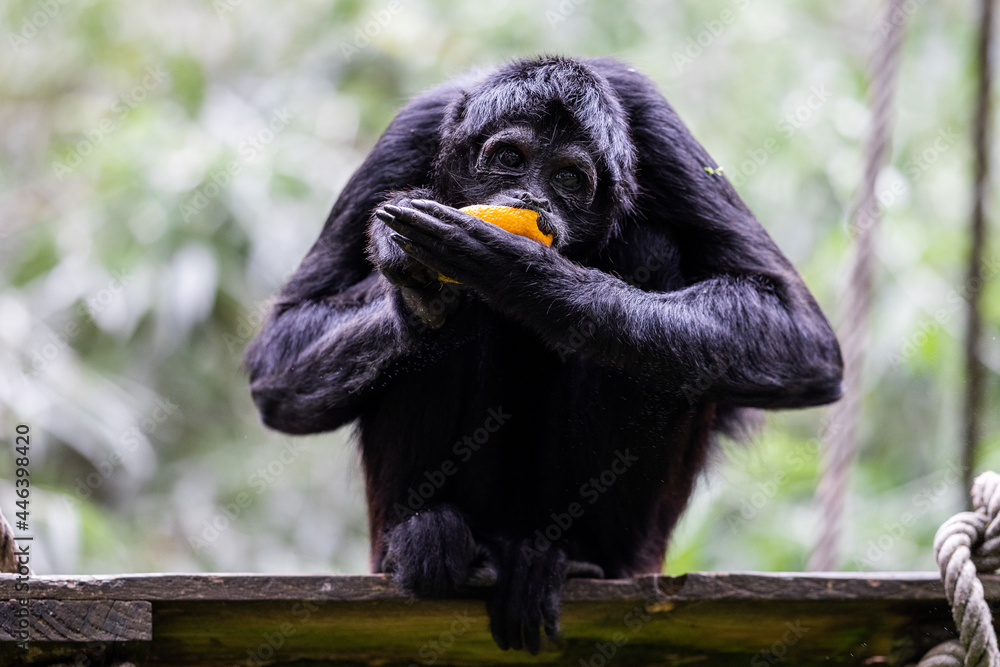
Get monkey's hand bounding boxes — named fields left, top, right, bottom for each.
left=485, top=537, right=567, bottom=654
left=370, top=196, right=441, bottom=289
left=369, top=196, right=463, bottom=329
left=376, top=199, right=556, bottom=304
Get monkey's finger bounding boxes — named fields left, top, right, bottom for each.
left=373, top=208, right=399, bottom=227
left=388, top=204, right=536, bottom=272
left=383, top=234, right=439, bottom=277
left=390, top=234, right=455, bottom=277
left=412, top=199, right=533, bottom=247
left=384, top=211, right=495, bottom=275
left=523, top=608, right=542, bottom=654
left=504, top=610, right=525, bottom=652
left=410, top=199, right=474, bottom=228
left=390, top=234, right=430, bottom=260
left=541, top=585, right=561, bottom=640
left=382, top=204, right=457, bottom=244
left=390, top=226, right=493, bottom=288
left=546, top=550, right=567, bottom=639
left=488, top=588, right=513, bottom=651
left=383, top=216, right=456, bottom=259
left=508, top=547, right=539, bottom=653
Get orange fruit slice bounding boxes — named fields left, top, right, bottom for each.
left=459, top=205, right=553, bottom=246
left=438, top=205, right=552, bottom=284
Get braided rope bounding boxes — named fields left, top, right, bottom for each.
left=915, top=471, right=1000, bottom=666
left=809, top=0, right=908, bottom=571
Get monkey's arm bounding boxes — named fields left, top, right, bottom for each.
left=246, top=274, right=428, bottom=433
left=244, top=85, right=465, bottom=434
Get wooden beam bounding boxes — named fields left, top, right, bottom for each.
left=0, top=572, right=981, bottom=665
left=0, top=570, right=970, bottom=601
left=0, top=600, right=151, bottom=641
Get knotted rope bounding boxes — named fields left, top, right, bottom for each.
left=915, top=471, right=1000, bottom=666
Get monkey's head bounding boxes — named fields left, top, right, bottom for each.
left=434, top=57, right=638, bottom=258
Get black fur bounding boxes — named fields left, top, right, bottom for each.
left=244, top=56, right=843, bottom=653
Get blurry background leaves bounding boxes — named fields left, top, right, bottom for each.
left=0, top=0, right=996, bottom=575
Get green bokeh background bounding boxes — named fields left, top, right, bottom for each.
left=0, top=0, right=997, bottom=576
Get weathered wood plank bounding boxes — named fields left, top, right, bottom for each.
left=0, top=573, right=978, bottom=666
left=0, top=571, right=981, bottom=602
left=0, top=600, right=151, bottom=641
left=141, top=596, right=948, bottom=666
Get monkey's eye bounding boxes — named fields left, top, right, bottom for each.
left=495, top=147, right=524, bottom=169
left=552, top=168, right=583, bottom=192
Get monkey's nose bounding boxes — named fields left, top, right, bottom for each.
left=515, top=192, right=552, bottom=212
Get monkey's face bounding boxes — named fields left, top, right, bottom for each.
left=467, top=123, right=599, bottom=251
left=434, top=62, right=638, bottom=257
left=436, top=116, right=626, bottom=258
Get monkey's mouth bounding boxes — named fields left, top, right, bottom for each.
left=487, top=194, right=561, bottom=247
left=533, top=212, right=558, bottom=244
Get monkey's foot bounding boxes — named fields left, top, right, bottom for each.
left=382, top=505, right=477, bottom=598
left=486, top=539, right=567, bottom=654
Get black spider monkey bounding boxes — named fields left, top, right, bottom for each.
left=245, top=55, right=843, bottom=653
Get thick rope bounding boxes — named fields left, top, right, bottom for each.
left=914, top=471, right=1000, bottom=666
left=809, top=0, right=907, bottom=571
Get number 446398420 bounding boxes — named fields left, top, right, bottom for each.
left=15, top=424, right=29, bottom=529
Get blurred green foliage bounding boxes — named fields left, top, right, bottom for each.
left=0, top=0, right=997, bottom=576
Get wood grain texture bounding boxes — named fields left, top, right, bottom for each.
left=0, top=570, right=974, bottom=601
left=0, top=572, right=979, bottom=665
left=0, top=600, right=151, bottom=640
